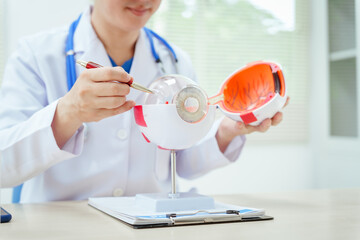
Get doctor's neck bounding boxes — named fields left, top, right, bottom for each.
left=91, top=10, right=139, bottom=66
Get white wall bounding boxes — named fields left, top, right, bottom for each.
left=310, top=0, right=360, bottom=189
left=0, top=0, right=314, bottom=204
left=3, top=0, right=90, bottom=55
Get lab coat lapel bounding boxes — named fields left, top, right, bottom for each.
left=128, top=29, right=159, bottom=102
left=73, top=6, right=112, bottom=77
left=78, top=38, right=112, bottom=68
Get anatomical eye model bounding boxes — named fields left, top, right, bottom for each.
left=134, top=61, right=287, bottom=150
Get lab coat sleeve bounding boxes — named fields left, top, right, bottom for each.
left=176, top=117, right=246, bottom=180
left=0, top=39, right=85, bottom=188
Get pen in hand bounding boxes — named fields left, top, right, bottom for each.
left=76, top=60, right=154, bottom=94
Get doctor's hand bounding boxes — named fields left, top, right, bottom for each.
left=216, top=97, right=290, bottom=153
left=52, top=67, right=136, bottom=148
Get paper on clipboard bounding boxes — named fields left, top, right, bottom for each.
left=88, top=197, right=273, bottom=228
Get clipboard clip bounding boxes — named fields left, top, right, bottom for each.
left=166, top=210, right=242, bottom=226
left=226, top=210, right=240, bottom=215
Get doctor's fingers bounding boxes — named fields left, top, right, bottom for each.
left=85, top=67, right=132, bottom=83
left=95, top=100, right=136, bottom=119
left=93, top=96, right=128, bottom=109
left=94, top=81, right=131, bottom=97
left=271, top=112, right=283, bottom=126
left=283, top=96, right=290, bottom=108
left=255, top=118, right=272, bottom=132
left=237, top=118, right=271, bottom=134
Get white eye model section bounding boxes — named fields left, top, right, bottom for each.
left=134, top=104, right=216, bottom=150
left=134, top=74, right=216, bottom=150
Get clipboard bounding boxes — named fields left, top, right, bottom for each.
left=88, top=197, right=273, bottom=228
left=130, top=212, right=274, bottom=229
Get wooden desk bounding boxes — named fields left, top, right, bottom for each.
left=2, top=189, right=360, bottom=240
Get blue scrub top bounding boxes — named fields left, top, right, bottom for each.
left=108, top=56, right=133, bottom=74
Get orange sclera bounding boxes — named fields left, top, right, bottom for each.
left=222, top=64, right=275, bottom=112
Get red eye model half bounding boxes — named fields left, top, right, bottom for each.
left=209, top=61, right=287, bottom=126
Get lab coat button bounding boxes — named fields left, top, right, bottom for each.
left=117, top=129, right=127, bottom=140
left=113, top=188, right=124, bottom=197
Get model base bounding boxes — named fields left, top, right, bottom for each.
left=135, top=192, right=215, bottom=212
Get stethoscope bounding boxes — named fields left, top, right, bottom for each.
left=65, top=14, right=179, bottom=91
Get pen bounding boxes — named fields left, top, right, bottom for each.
left=76, top=60, right=154, bottom=94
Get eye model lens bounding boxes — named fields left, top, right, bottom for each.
left=173, top=86, right=208, bottom=123
left=184, top=97, right=200, bottom=113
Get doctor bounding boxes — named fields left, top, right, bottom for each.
left=0, top=0, right=285, bottom=203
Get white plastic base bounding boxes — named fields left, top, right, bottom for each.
left=135, top=192, right=215, bottom=212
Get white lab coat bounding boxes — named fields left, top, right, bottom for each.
left=0, top=7, right=245, bottom=203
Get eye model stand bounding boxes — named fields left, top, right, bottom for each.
left=135, top=150, right=215, bottom=212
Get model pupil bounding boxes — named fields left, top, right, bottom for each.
left=184, top=97, right=199, bottom=113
